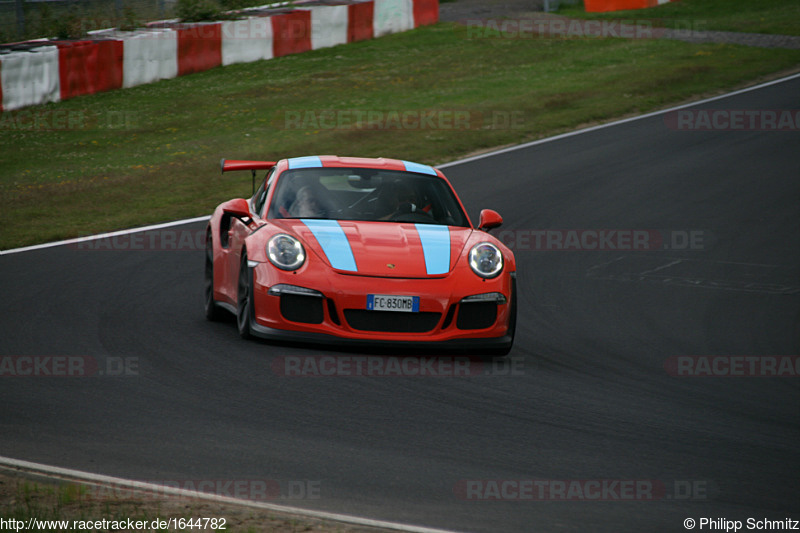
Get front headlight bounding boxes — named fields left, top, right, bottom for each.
left=267, top=234, right=305, bottom=271
left=468, top=242, right=503, bottom=278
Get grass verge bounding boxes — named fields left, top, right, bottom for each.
left=0, top=469, right=389, bottom=532
left=557, top=0, right=800, bottom=36
left=1, top=21, right=799, bottom=250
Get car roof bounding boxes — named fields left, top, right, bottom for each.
left=280, top=156, right=442, bottom=177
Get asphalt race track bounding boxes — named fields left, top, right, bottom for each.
left=2, top=76, right=799, bottom=532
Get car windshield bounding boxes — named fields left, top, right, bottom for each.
left=268, top=168, right=470, bottom=227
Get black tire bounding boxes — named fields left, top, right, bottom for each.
left=204, top=231, right=224, bottom=321
left=236, top=250, right=253, bottom=339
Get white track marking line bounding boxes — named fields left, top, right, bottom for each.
left=0, top=456, right=463, bottom=533
left=586, top=256, right=626, bottom=274
left=2, top=73, right=798, bottom=257
left=0, top=216, right=210, bottom=256
left=640, top=259, right=684, bottom=276
left=438, top=72, right=800, bottom=168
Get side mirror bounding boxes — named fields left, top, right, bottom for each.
left=478, top=209, right=503, bottom=232
left=221, top=198, right=252, bottom=221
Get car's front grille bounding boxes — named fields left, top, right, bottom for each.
left=280, top=294, right=324, bottom=324
left=344, top=310, right=441, bottom=333
left=456, top=302, right=497, bottom=330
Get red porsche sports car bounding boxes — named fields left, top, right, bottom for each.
left=204, top=156, right=516, bottom=354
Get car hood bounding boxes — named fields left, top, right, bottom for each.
left=273, top=219, right=472, bottom=278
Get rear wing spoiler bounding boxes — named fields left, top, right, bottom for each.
left=220, top=158, right=277, bottom=194
left=220, top=159, right=277, bottom=173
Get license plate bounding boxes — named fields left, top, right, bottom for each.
left=367, top=294, right=420, bottom=313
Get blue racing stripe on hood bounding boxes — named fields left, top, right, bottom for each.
left=301, top=219, right=357, bottom=272
left=416, top=224, right=450, bottom=275
left=288, top=156, right=323, bottom=169
left=402, top=160, right=437, bottom=176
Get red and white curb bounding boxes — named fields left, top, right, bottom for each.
left=0, top=0, right=438, bottom=112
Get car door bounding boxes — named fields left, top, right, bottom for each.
left=218, top=176, right=269, bottom=303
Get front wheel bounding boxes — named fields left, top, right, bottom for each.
left=237, top=251, right=253, bottom=339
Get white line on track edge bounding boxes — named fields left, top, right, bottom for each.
left=2, top=71, right=798, bottom=257
left=438, top=71, right=800, bottom=168
left=0, top=216, right=211, bottom=256
left=0, top=456, right=463, bottom=533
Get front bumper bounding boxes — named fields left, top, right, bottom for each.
left=249, top=321, right=514, bottom=352
left=246, top=261, right=515, bottom=351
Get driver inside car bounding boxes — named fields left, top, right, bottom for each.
left=289, top=185, right=328, bottom=218
left=377, top=180, right=431, bottom=220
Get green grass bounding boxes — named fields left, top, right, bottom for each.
left=0, top=473, right=359, bottom=532
left=1, top=21, right=800, bottom=250
left=2, top=479, right=167, bottom=527
left=558, top=0, right=800, bottom=36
